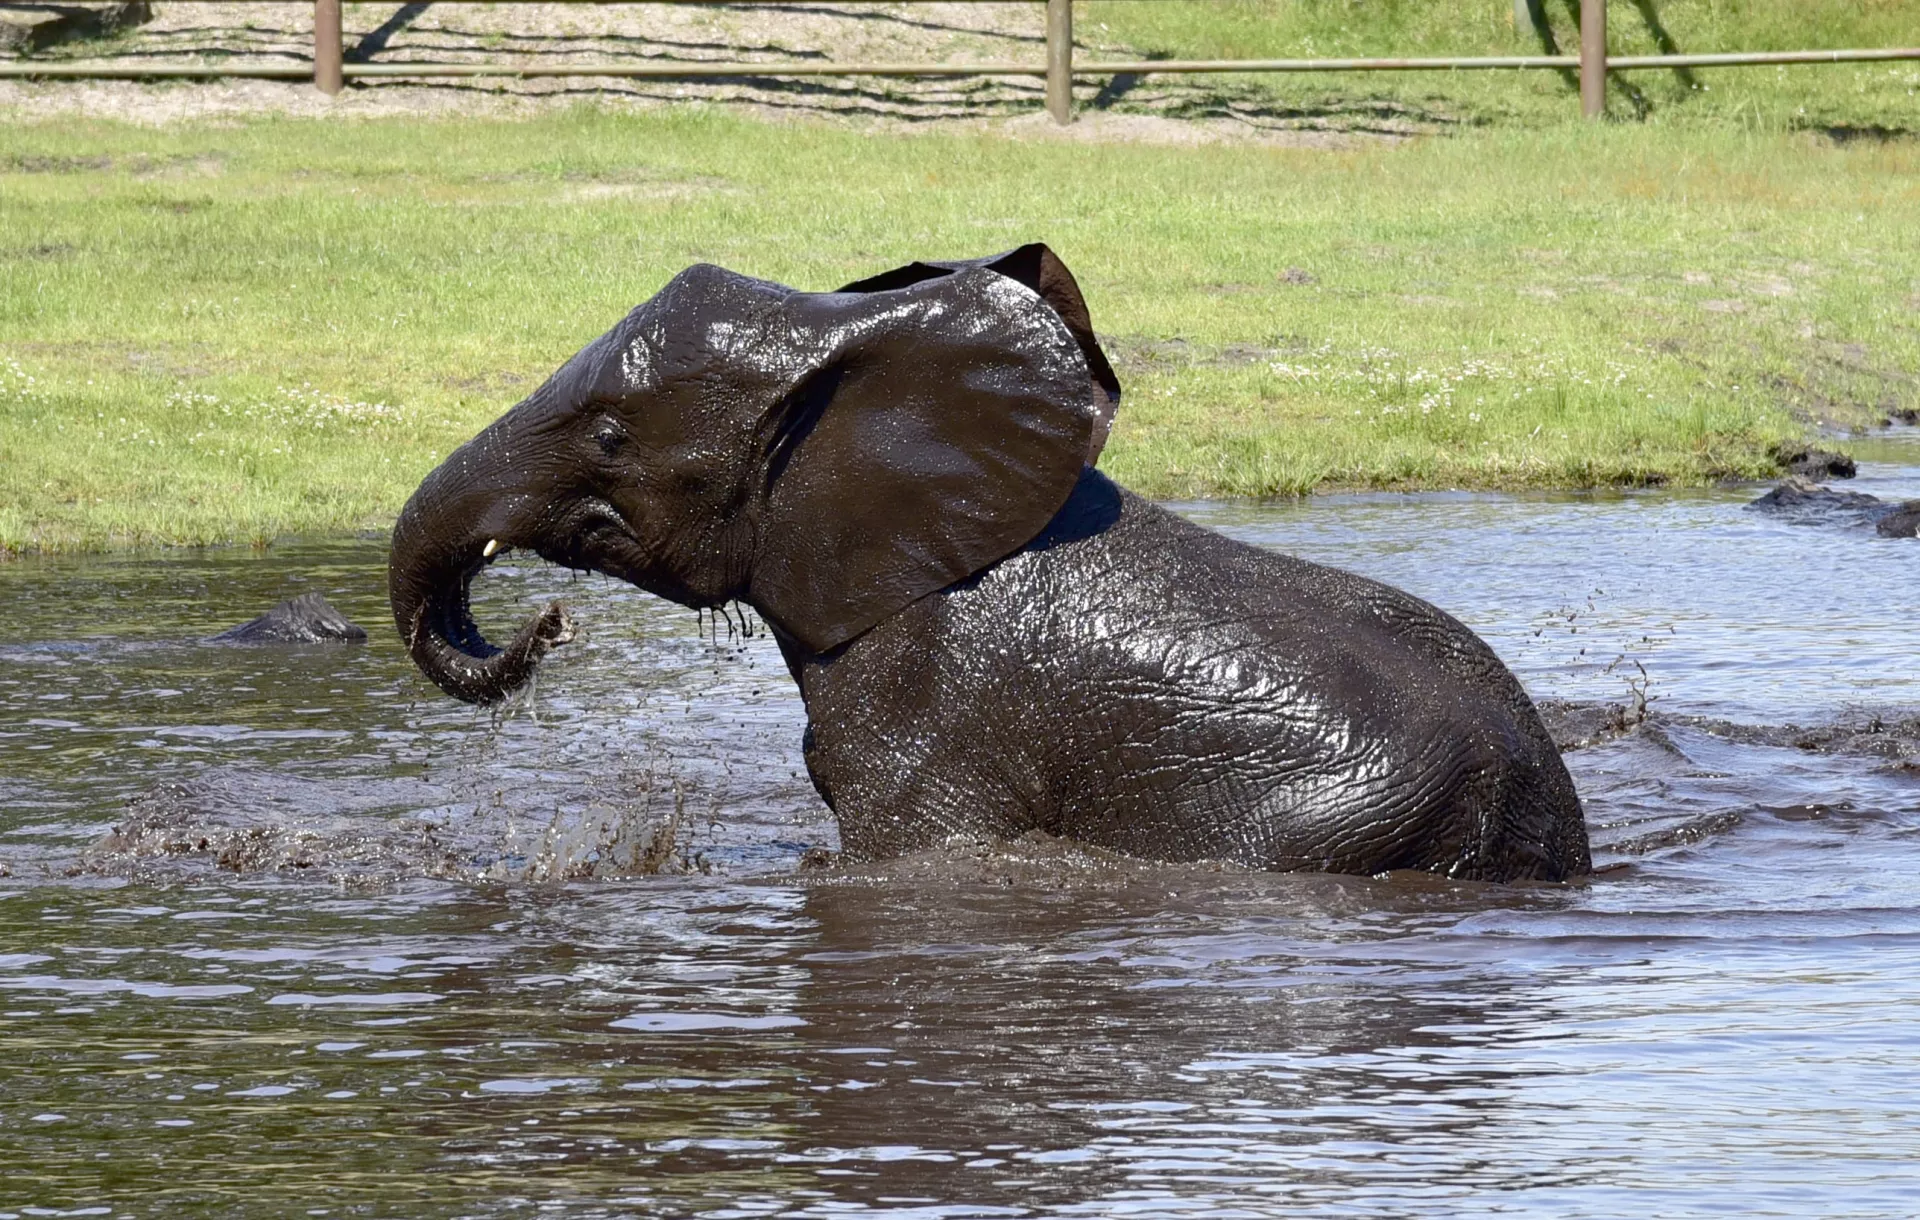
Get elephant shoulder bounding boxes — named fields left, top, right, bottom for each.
left=1108, top=495, right=1506, bottom=670
left=1044, top=490, right=1545, bottom=722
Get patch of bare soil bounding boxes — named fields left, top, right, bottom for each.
left=0, top=1, right=1450, bottom=142
left=0, top=0, right=149, bottom=53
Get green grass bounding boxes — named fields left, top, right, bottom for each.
left=1, top=104, right=1917, bottom=552
left=1083, top=0, right=1920, bottom=130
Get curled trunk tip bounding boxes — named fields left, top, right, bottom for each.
left=405, top=597, right=575, bottom=706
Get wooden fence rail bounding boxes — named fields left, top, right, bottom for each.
left=2, top=0, right=1916, bottom=123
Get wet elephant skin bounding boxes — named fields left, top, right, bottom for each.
left=793, top=470, right=1588, bottom=880
left=389, top=244, right=1591, bottom=884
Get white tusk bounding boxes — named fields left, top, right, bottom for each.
left=482, top=538, right=500, bottom=558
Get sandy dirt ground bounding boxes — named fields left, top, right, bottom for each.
left=0, top=1, right=1441, bottom=142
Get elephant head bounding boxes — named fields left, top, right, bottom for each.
left=389, top=245, right=1121, bottom=704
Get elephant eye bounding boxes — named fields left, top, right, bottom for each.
left=593, top=423, right=626, bottom=458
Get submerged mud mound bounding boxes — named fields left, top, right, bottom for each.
left=1541, top=698, right=1920, bottom=859
left=1746, top=476, right=1920, bottom=536
left=75, top=781, right=465, bottom=883
left=76, top=776, right=706, bottom=886
left=1536, top=698, right=1654, bottom=752
left=1541, top=698, right=1920, bottom=765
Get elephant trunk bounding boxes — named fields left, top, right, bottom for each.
left=387, top=427, right=575, bottom=706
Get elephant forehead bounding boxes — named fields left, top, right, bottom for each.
left=593, top=289, right=807, bottom=402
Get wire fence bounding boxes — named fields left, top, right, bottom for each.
left=1, top=0, right=1916, bottom=124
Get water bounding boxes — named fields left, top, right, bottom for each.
left=3, top=443, right=1918, bottom=1218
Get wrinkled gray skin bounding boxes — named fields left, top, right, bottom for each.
left=390, top=246, right=1590, bottom=883
left=799, top=470, right=1587, bottom=877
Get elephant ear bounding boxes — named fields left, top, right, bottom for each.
left=839, top=243, right=1120, bottom=462
left=750, top=266, right=1100, bottom=655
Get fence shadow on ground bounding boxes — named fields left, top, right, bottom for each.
left=5, top=1, right=1466, bottom=134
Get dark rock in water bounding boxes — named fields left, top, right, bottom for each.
left=1748, top=478, right=1920, bottom=539
left=1747, top=476, right=1885, bottom=524
left=1875, top=500, right=1920, bottom=538
left=1774, top=445, right=1857, bottom=480
left=214, top=592, right=367, bottom=644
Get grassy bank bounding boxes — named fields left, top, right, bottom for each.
left=2, top=108, right=1917, bottom=551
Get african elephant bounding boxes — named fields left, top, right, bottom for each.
left=389, top=245, right=1591, bottom=883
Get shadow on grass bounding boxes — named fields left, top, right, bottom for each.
left=1805, top=123, right=1917, bottom=145
left=1519, top=0, right=1700, bottom=118
left=22, top=2, right=1483, bottom=136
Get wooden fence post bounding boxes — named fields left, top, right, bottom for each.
left=1579, top=0, right=1606, bottom=117
left=1046, top=0, right=1072, bottom=124
left=314, top=0, right=342, bottom=95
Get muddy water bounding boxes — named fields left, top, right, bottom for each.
left=3, top=445, right=1919, bottom=1217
